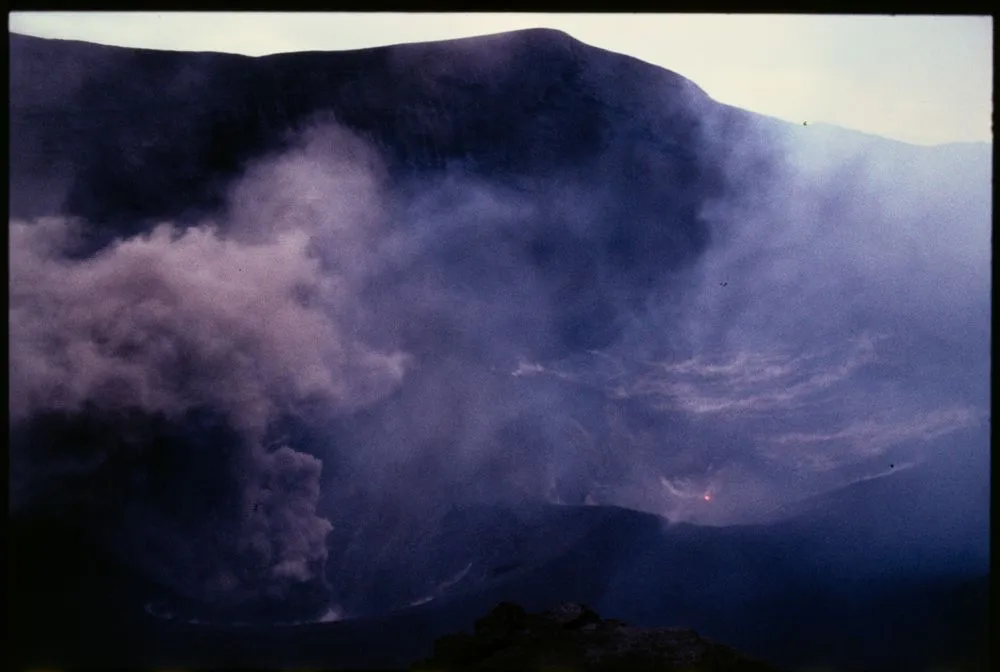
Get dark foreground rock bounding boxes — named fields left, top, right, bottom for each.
left=411, top=602, right=780, bottom=672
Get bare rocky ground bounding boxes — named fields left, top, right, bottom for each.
left=413, top=601, right=781, bottom=672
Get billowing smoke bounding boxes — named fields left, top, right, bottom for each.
left=9, top=122, right=409, bottom=618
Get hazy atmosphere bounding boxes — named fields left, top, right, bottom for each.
left=8, top=14, right=991, bottom=672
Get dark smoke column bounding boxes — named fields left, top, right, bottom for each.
left=8, top=147, right=408, bottom=622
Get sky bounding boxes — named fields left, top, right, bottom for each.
left=8, top=12, right=993, bottom=146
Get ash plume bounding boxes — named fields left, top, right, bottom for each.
left=9, top=122, right=408, bottom=616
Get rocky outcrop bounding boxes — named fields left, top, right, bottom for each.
left=412, top=601, right=780, bottom=671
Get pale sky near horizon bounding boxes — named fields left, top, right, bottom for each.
left=9, top=12, right=993, bottom=146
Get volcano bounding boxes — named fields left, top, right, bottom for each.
left=9, top=27, right=990, bottom=672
